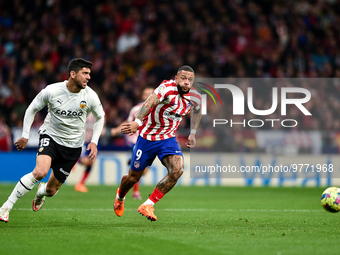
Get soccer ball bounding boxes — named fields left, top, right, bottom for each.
left=320, top=187, right=340, bottom=213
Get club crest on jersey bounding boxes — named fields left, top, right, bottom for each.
left=134, top=161, right=140, bottom=168
left=80, top=100, right=87, bottom=109
left=187, top=102, right=192, bottom=111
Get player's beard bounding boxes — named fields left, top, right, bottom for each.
left=177, top=84, right=190, bottom=95
left=74, top=77, right=86, bottom=90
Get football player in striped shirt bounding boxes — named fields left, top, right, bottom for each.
left=114, top=65, right=202, bottom=221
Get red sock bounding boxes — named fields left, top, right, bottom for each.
left=79, top=171, right=90, bottom=184
left=133, top=182, right=139, bottom=192
left=149, top=188, right=164, bottom=203
left=118, top=186, right=129, bottom=199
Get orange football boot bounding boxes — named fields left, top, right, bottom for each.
left=75, top=183, right=88, bottom=193
left=114, top=188, right=125, bottom=217
left=137, top=204, right=157, bottom=221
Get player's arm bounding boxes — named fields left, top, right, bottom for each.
left=121, top=92, right=160, bottom=135
left=186, top=107, right=202, bottom=148
left=15, top=90, right=49, bottom=151
left=111, top=121, right=127, bottom=137
left=88, top=98, right=105, bottom=161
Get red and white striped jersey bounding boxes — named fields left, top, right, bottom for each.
left=139, top=79, right=201, bottom=141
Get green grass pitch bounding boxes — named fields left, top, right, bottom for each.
left=1, top=184, right=340, bottom=255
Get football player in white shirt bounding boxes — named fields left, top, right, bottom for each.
left=0, top=58, right=105, bottom=223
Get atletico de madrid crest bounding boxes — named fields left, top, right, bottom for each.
left=134, top=161, right=140, bottom=168
left=80, top=100, right=87, bottom=109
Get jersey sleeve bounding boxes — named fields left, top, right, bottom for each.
left=22, top=88, right=50, bottom=139
left=189, top=89, right=202, bottom=110
left=89, top=93, right=105, bottom=145
left=153, top=81, right=173, bottom=102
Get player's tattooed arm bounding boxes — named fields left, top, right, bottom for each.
left=186, top=107, right=202, bottom=148
left=121, top=93, right=160, bottom=135
left=190, top=107, right=202, bottom=131
left=135, top=93, right=160, bottom=121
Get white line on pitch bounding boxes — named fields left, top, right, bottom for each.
left=12, top=208, right=322, bottom=212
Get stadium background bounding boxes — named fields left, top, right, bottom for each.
left=0, top=0, right=340, bottom=187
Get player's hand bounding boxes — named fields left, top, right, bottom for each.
left=15, top=137, right=28, bottom=151
left=121, top=122, right=139, bottom=136
left=185, top=134, right=196, bottom=148
left=87, top=142, right=98, bottom=161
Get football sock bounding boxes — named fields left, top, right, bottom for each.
left=145, top=188, right=164, bottom=205
left=133, top=182, right=139, bottom=192
left=79, top=166, right=91, bottom=184
left=36, top=183, right=59, bottom=197
left=36, top=183, right=47, bottom=197
left=117, top=186, right=128, bottom=201
left=4, top=173, right=38, bottom=209
left=143, top=198, right=154, bottom=206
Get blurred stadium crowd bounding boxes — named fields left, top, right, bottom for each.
left=0, top=0, right=340, bottom=152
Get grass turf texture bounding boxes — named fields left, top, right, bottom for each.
left=0, top=185, right=339, bottom=255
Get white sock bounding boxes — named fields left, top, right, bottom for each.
left=143, top=198, right=154, bottom=206
left=116, top=192, right=125, bottom=201
left=36, top=183, right=47, bottom=197
left=37, top=183, right=60, bottom=197
left=3, top=173, right=38, bottom=209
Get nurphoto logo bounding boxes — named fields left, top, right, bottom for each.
left=197, top=81, right=312, bottom=128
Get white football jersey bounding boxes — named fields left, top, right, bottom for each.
left=22, top=81, right=105, bottom=148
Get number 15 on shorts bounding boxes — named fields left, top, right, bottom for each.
left=40, top=138, right=50, bottom=147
